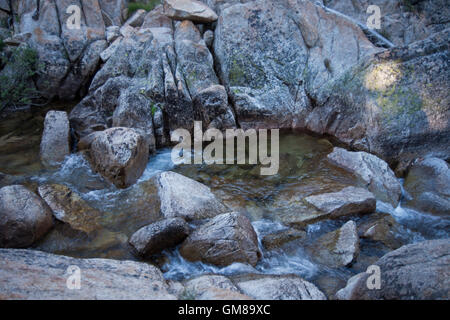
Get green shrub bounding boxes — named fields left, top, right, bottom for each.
left=0, top=46, right=41, bottom=111
left=128, top=0, right=161, bottom=17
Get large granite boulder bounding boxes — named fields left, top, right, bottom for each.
left=40, top=110, right=71, bottom=167
left=179, top=212, right=261, bottom=267
left=0, top=248, right=177, bottom=299
left=304, top=186, right=376, bottom=219
left=157, top=171, right=228, bottom=221
left=89, top=127, right=149, bottom=188
left=327, top=147, right=402, bottom=207
left=336, top=239, right=450, bottom=300
left=403, top=157, right=450, bottom=216
left=0, top=185, right=53, bottom=248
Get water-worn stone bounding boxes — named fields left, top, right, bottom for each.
left=183, top=275, right=251, bottom=300
left=89, top=127, right=149, bottom=188
left=164, top=0, right=218, bottom=23
left=129, top=218, right=190, bottom=257
left=0, top=185, right=53, bottom=248
left=336, top=239, right=450, bottom=300
left=357, top=212, right=405, bottom=249
left=304, top=186, right=376, bottom=219
left=40, top=111, right=71, bottom=167
left=37, top=184, right=102, bottom=234
left=180, top=212, right=261, bottom=267
left=403, top=157, right=450, bottom=216
left=327, top=147, right=402, bottom=206
left=307, top=220, right=359, bottom=268
left=235, top=274, right=326, bottom=300
left=157, top=171, right=228, bottom=221
left=0, top=248, right=176, bottom=299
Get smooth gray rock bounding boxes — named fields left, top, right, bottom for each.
left=304, top=186, right=376, bottom=219
left=403, top=157, right=450, bottom=216
left=235, top=275, right=326, bottom=300
left=336, top=239, right=450, bottom=300
left=157, top=171, right=228, bottom=221
left=0, top=185, right=53, bottom=248
left=129, top=218, right=190, bottom=256
left=180, top=212, right=261, bottom=267
left=0, top=249, right=176, bottom=299
left=327, top=148, right=402, bottom=207
left=40, top=111, right=71, bottom=167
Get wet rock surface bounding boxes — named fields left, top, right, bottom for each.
left=40, top=111, right=71, bottom=167
left=403, top=157, right=450, bottom=217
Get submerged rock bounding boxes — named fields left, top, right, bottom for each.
left=336, top=239, right=450, bottom=300
left=0, top=185, right=53, bottom=248
left=235, top=274, right=326, bottom=300
left=180, top=212, right=261, bottom=267
left=129, top=218, right=190, bottom=257
left=89, top=127, right=149, bottom=188
left=40, top=111, right=71, bottom=167
left=37, top=184, right=103, bottom=234
left=403, top=157, right=450, bottom=216
left=262, top=228, right=306, bottom=251
left=0, top=249, right=176, bottom=299
left=307, top=220, right=360, bottom=268
left=163, top=0, right=218, bottom=23
left=304, top=186, right=376, bottom=219
left=157, top=171, right=228, bottom=221
left=327, top=148, right=402, bottom=207
left=357, top=212, right=405, bottom=250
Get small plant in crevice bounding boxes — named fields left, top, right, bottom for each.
left=0, top=46, right=41, bottom=112
left=128, top=0, right=161, bottom=17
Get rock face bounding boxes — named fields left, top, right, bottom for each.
left=307, top=220, right=359, bottom=268
left=324, top=0, right=450, bottom=47
left=235, top=275, right=326, bottom=300
left=40, top=111, right=71, bottom=167
left=179, top=212, right=261, bottom=267
left=37, top=184, right=102, bottom=234
left=183, top=275, right=251, bottom=300
left=0, top=185, right=53, bottom=248
left=164, top=0, right=218, bottom=23
left=89, top=127, right=149, bottom=188
left=327, top=148, right=402, bottom=206
left=304, top=186, right=376, bottom=219
left=157, top=171, right=228, bottom=221
left=336, top=240, right=450, bottom=300
left=0, top=249, right=177, bottom=299
left=403, top=157, right=450, bottom=216
left=129, top=218, right=190, bottom=257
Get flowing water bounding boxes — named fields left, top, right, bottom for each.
left=1, top=106, right=449, bottom=297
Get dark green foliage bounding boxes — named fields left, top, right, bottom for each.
left=128, top=0, right=161, bottom=17
left=0, top=46, right=40, bottom=111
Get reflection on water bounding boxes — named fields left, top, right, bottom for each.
left=1, top=108, right=449, bottom=297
